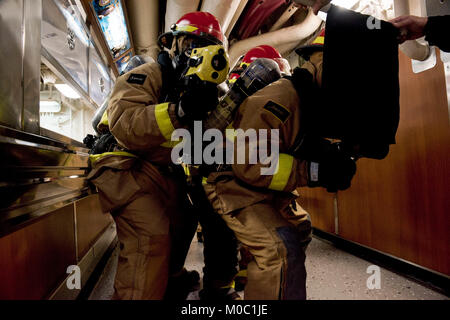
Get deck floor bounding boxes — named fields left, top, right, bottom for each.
left=88, top=236, right=448, bottom=300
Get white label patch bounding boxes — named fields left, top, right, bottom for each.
left=310, top=162, right=319, bottom=182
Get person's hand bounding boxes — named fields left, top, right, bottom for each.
left=176, top=86, right=219, bottom=123
left=294, top=136, right=357, bottom=193
left=311, top=0, right=331, bottom=15
left=389, top=15, right=428, bottom=44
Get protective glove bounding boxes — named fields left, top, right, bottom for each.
left=176, top=86, right=219, bottom=123
left=294, top=136, right=356, bottom=192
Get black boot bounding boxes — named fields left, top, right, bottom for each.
left=164, top=268, right=200, bottom=301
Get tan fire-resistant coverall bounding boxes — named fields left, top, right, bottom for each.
left=87, top=61, right=194, bottom=300
left=203, top=52, right=323, bottom=300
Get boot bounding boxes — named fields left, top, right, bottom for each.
left=199, top=281, right=242, bottom=301
left=164, top=268, right=200, bottom=300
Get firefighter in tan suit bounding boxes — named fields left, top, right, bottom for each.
left=87, top=12, right=225, bottom=300
left=204, top=38, right=356, bottom=299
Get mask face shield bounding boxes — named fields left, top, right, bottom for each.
left=274, top=58, right=292, bottom=76
left=172, top=35, right=216, bottom=78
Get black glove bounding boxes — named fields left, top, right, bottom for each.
left=289, top=67, right=314, bottom=92
left=294, top=136, right=356, bottom=193
left=176, top=86, right=219, bottom=123
left=88, top=133, right=117, bottom=155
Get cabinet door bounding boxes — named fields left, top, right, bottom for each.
left=41, top=0, right=89, bottom=93
left=0, top=0, right=24, bottom=130
left=89, top=44, right=111, bottom=107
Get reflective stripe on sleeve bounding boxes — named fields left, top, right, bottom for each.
left=155, top=103, right=176, bottom=141
left=100, top=110, right=109, bottom=127
left=89, top=151, right=137, bottom=165
left=268, top=153, right=294, bottom=192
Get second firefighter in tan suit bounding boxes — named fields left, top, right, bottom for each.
left=204, top=49, right=356, bottom=299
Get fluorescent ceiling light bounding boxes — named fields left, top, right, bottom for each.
left=40, top=100, right=61, bottom=113
left=54, top=84, right=81, bottom=99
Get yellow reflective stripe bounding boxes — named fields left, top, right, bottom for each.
left=155, top=103, right=175, bottom=141
left=100, top=110, right=108, bottom=127
left=176, top=25, right=198, bottom=33
left=225, top=123, right=236, bottom=142
left=236, top=269, right=247, bottom=278
left=202, top=177, right=208, bottom=185
left=220, top=280, right=235, bottom=290
left=268, top=153, right=294, bottom=191
left=313, top=36, right=325, bottom=45
left=183, top=165, right=191, bottom=177
left=89, top=151, right=137, bottom=164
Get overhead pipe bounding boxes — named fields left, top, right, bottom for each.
left=126, top=0, right=160, bottom=60
left=165, top=0, right=200, bottom=32
left=200, top=0, right=242, bottom=33
left=268, top=2, right=298, bottom=32
left=228, top=9, right=322, bottom=66
left=394, top=0, right=430, bottom=61
left=225, top=0, right=249, bottom=37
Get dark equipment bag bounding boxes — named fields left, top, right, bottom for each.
left=320, top=5, right=400, bottom=159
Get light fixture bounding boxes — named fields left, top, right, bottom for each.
left=40, top=100, right=61, bottom=113
left=54, top=83, right=81, bottom=99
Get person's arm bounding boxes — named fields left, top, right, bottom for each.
left=390, top=15, right=450, bottom=52
left=108, top=62, right=183, bottom=151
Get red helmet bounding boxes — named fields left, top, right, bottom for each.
left=241, top=45, right=282, bottom=68
left=229, top=45, right=290, bottom=85
left=158, top=12, right=224, bottom=49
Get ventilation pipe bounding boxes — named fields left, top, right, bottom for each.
left=394, top=0, right=430, bottom=61
left=200, top=0, right=242, bottom=32
left=165, top=0, right=200, bottom=32
left=269, top=2, right=299, bottom=32
left=228, top=9, right=322, bottom=66
left=126, top=0, right=160, bottom=60
left=225, top=0, right=249, bottom=37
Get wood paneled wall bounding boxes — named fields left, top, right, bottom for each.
left=0, top=195, right=113, bottom=299
left=301, top=51, right=450, bottom=276
left=75, top=194, right=113, bottom=259
left=0, top=206, right=76, bottom=299
left=298, top=187, right=336, bottom=234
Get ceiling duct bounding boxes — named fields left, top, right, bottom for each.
left=225, top=0, right=249, bottom=37
left=228, top=9, right=322, bottom=66
left=126, top=0, right=160, bottom=60
left=165, top=0, right=200, bottom=32
left=269, top=1, right=299, bottom=32
left=200, top=0, right=242, bottom=33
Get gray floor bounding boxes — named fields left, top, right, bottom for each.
left=88, top=236, right=448, bottom=300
